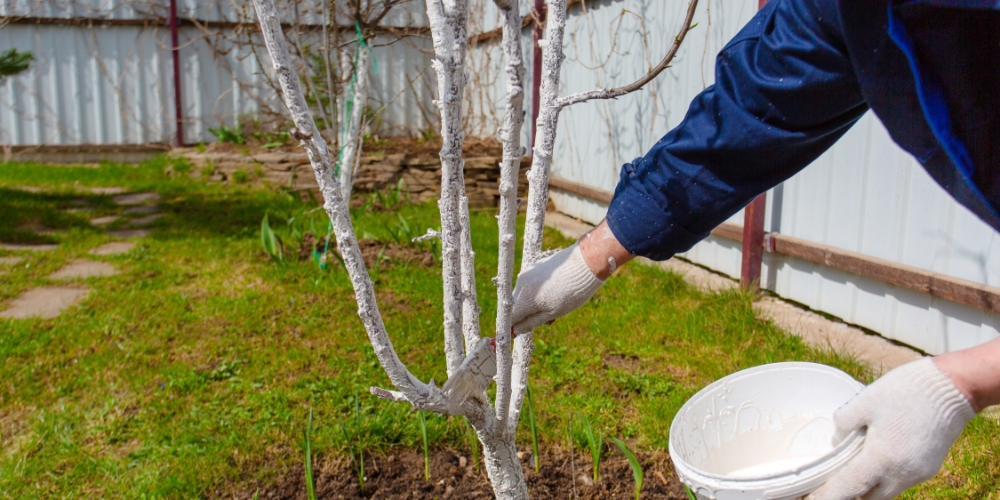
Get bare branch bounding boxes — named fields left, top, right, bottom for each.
left=250, top=0, right=452, bottom=414
left=490, top=0, right=527, bottom=434
left=556, top=0, right=700, bottom=108
left=426, top=0, right=473, bottom=375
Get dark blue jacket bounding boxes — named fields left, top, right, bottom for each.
left=606, top=0, right=1000, bottom=261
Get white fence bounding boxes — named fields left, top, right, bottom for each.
left=467, top=0, right=1000, bottom=355
left=0, top=0, right=435, bottom=145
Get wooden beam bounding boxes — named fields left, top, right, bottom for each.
left=708, top=223, right=1000, bottom=314
left=548, top=175, right=613, bottom=204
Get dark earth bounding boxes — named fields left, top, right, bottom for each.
left=217, top=447, right=692, bottom=499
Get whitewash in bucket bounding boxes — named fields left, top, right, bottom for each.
left=669, top=362, right=865, bottom=500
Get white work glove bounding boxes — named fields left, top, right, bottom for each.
left=808, top=358, right=976, bottom=500
left=510, top=243, right=604, bottom=334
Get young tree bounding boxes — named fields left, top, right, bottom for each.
left=250, top=0, right=697, bottom=496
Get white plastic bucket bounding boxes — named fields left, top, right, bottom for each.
left=668, top=362, right=865, bottom=500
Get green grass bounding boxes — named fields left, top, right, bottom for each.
left=1, top=158, right=998, bottom=498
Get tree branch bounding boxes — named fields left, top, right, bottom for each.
left=490, top=0, right=527, bottom=433
left=250, top=0, right=454, bottom=415
left=555, top=0, right=699, bottom=108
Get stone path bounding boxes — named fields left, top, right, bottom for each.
left=1, top=188, right=159, bottom=321
left=0, top=243, right=58, bottom=252
left=124, top=204, right=158, bottom=214
left=90, top=215, right=120, bottom=226
left=48, top=259, right=119, bottom=280
left=0, top=288, right=91, bottom=319
left=90, top=242, right=136, bottom=256
left=112, top=192, right=160, bottom=206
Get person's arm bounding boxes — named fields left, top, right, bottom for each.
left=512, top=0, right=867, bottom=332
left=808, top=338, right=999, bottom=500
left=935, top=336, right=1000, bottom=411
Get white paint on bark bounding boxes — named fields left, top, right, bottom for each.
left=339, top=43, right=370, bottom=200
left=427, top=0, right=472, bottom=376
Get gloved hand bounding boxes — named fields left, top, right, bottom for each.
left=510, top=243, right=604, bottom=333
left=808, top=358, right=976, bottom=500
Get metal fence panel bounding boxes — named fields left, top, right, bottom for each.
left=0, top=1, right=433, bottom=145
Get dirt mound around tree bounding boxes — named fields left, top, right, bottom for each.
left=216, top=447, right=691, bottom=500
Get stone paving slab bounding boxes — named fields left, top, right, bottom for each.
left=0, top=243, right=58, bottom=252
left=106, top=229, right=151, bottom=239
left=0, top=287, right=90, bottom=319
left=124, top=204, right=159, bottom=214
left=48, top=259, right=119, bottom=280
left=0, top=256, right=24, bottom=266
left=90, top=242, right=136, bottom=256
left=127, top=214, right=164, bottom=227
left=90, top=215, right=120, bottom=226
left=112, top=192, right=160, bottom=206
left=87, top=186, right=128, bottom=195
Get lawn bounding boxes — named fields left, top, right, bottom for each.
left=0, top=158, right=997, bottom=498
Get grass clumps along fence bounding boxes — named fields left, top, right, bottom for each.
left=1, top=158, right=998, bottom=498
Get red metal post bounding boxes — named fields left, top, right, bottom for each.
left=740, top=194, right=767, bottom=290
left=739, top=0, right=769, bottom=291
left=169, top=0, right=184, bottom=147
left=530, top=0, right=545, bottom=149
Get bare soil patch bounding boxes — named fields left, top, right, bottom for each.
left=356, top=238, right=436, bottom=269
left=217, top=447, right=689, bottom=500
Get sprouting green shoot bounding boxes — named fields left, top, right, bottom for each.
left=302, top=407, right=316, bottom=500
left=260, top=213, right=284, bottom=263
left=526, top=386, right=540, bottom=472
left=419, top=410, right=430, bottom=481
left=354, top=393, right=364, bottom=491
left=338, top=395, right=365, bottom=493
left=611, top=436, right=643, bottom=500
left=578, top=413, right=603, bottom=483
left=464, top=417, right=480, bottom=472
left=685, top=484, right=698, bottom=500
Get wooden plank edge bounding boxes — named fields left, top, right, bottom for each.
left=548, top=175, right=613, bottom=204
left=710, top=223, right=1000, bottom=314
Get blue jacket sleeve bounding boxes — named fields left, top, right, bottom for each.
left=606, top=0, right=868, bottom=261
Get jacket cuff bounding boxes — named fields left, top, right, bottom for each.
left=606, top=166, right=711, bottom=262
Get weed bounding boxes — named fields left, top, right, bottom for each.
left=196, top=142, right=207, bottom=153
left=338, top=395, right=365, bottom=493
left=685, top=484, right=698, bottom=500
left=374, top=178, right=408, bottom=210
left=419, top=410, right=430, bottom=481
left=611, top=436, right=643, bottom=500
left=200, top=159, right=216, bottom=178
left=253, top=165, right=264, bottom=180
left=208, top=123, right=245, bottom=144
left=526, top=386, right=540, bottom=473
left=260, top=214, right=285, bottom=263
left=463, top=417, right=480, bottom=472
left=578, top=413, right=603, bottom=483
left=416, top=127, right=437, bottom=144
left=232, top=169, right=250, bottom=184
left=302, top=407, right=317, bottom=500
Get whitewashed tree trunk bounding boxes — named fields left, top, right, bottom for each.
left=252, top=0, right=695, bottom=496
left=339, top=43, right=370, bottom=200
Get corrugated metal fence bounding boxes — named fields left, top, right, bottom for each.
left=0, top=0, right=434, bottom=145
left=467, top=0, right=1000, bottom=355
